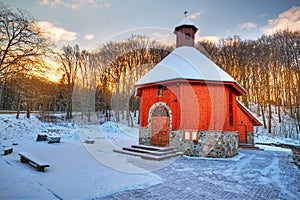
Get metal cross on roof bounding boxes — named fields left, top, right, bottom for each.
left=184, top=10, right=188, bottom=18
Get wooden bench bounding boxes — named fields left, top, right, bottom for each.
left=36, top=134, right=47, bottom=141
left=2, top=147, right=13, bottom=155
left=84, top=139, right=95, bottom=144
left=48, top=136, right=61, bottom=143
left=19, top=152, right=50, bottom=172
left=36, top=134, right=61, bottom=143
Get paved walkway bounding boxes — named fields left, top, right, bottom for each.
left=102, top=147, right=300, bottom=200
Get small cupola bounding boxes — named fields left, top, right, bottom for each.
left=174, top=13, right=198, bottom=48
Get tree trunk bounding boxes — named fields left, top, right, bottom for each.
left=277, top=98, right=281, bottom=123
left=127, top=108, right=133, bottom=127
left=16, top=93, right=22, bottom=119
left=268, top=103, right=272, bottom=134
left=261, top=104, right=266, bottom=129
left=66, top=92, right=73, bottom=120
left=115, top=82, right=120, bottom=122
left=0, top=84, right=3, bottom=109
left=26, top=103, right=30, bottom=118
left=88, top=106, right=91, bottom=123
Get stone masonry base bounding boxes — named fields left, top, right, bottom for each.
left=139, top=128, right=239, bottom=158
left=247, top=132, right=254, bottom=144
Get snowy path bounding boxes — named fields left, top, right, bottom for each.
left=102, top=146, right=300, bottom=200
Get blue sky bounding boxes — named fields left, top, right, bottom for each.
left=3, top=0, right=300, bottom=49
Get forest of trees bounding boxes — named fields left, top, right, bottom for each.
left=197, top=33, right=300, bottom=136
left=0, top=4, right=299, bottom=138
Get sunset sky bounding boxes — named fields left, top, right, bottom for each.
left=4, top=0, right=300, bottom=50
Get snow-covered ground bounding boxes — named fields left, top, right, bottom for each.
left=0, top=113, right=299, bottom=199
left=0, top=114, right=161, bottom=199
left=249, top=103, right=300, bottom=146
left=103, top=145, right=300, bottom=200
left=255, top=133, right=300, bottom=146
left=253, top=113, right=299, bottom=147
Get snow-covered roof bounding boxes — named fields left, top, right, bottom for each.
left=135, top=46, right=246, bottom=93
left=175, top=18, right=198, bottom=30
left=236, top=99, right=263, bottom=126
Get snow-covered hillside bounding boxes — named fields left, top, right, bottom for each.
left=247, top=103, right=300, bottom=146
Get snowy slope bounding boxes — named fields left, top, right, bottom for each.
left=248, top=104, right=300, bottom=146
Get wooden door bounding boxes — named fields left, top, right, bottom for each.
left=150, top=116, right=169, bottom=146
left=238, top=125, right=247, bottom=143
left=150, top=106, right=170, bottom=147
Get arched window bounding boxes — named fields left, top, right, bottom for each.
left=152, top=106, right=168, bottom=117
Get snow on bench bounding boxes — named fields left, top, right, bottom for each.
left=48, top=136, right=61, bottom=143
left=36, top=134, right=47, bottom=141
left=84, top=139, right=95, bottom=144
left=2, top=147, right=13, bottom=155
left=36, top=134, right=61, bottom=143
left=19, top=152, right=50, bottom=172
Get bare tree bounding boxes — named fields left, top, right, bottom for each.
left=213, top=31, right=299, bottom=136
left=0, top=3, right=52, bottom=119
left=98, top=35, right=172, bottom=125
left=58, top=45, right=81, bottom=120
left=0, top=3, right=50, bottom=78
left=72, top=50, right=97, bottom=124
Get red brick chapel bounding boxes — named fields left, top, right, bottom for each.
left=134, top=17, right=262, bottom=157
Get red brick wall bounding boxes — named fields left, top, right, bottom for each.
left=236, top=106, right=254, bottom=133
left=175, top=27, right=197, bottom=47
left=139, top=83, right=181, bottom=129
left=139, top=81, right=244, bottom=132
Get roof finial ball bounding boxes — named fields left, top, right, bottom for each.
left=184, top=10, right=188, bottom=18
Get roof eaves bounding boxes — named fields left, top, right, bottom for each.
left=237, top=99, right=263, bottom=126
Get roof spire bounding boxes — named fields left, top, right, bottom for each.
left=184, top=10, right=188, bottom=18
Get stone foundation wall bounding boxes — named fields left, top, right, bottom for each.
left=247, top=132, right=254, bottom=144
left=139, top=128, right=150, bottom=145
left=170, top=130, right=238, bottom=158
left=139, top=128, right=239, bottom=158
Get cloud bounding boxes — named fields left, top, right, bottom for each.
left=38, top=0, right=111, bottom=10
left=38, top=0, right=60, bottom=7
left=193, top=32, right=219, bottom=44
left=262, top=6, right=300, bottom=35
left=84, top=33, right=95, bottom=40
left=258, top=13, right=266, bottom=18
left=197, top=36, right=220, bottom=44
left=238, top=22, right=257, bottom=30
left=35, top=21, right=76, bottom=42
left=188, top=11, right=201, bottom=19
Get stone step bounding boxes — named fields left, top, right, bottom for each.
left=239, top=143, right=254, bottom=146
left=239, top=143, right=261, bottom=150
left=240, top=146, right=261, bottom=150
left=131, top=144, right=174, bottom=152
left=113, top=149, right=183, bottom=161
left=122, top=147, right=177, bottom=156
